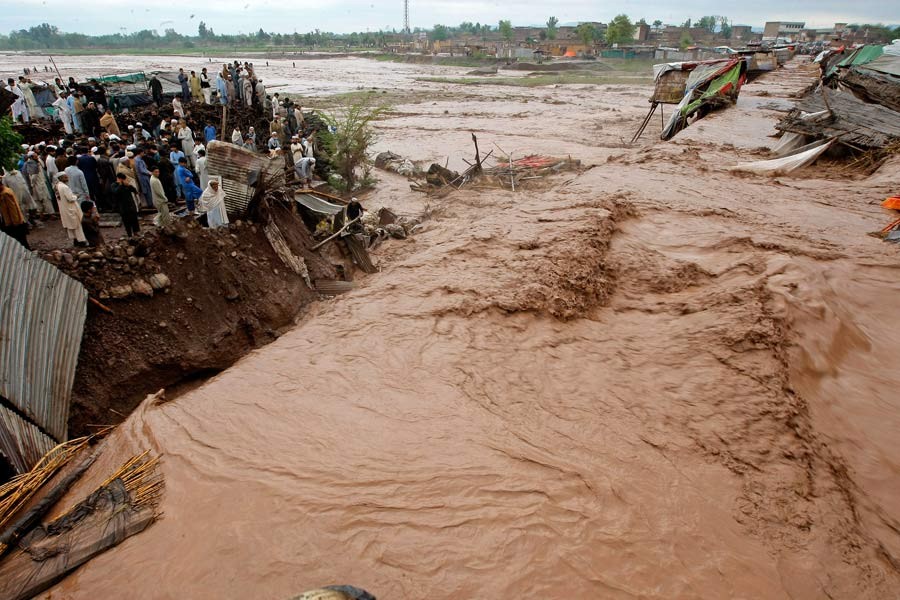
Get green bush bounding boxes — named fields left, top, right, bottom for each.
left=319, top=99, right=390, bottom=191
left=0, top=116, right=24, bottom=171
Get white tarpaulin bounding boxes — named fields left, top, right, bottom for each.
left=729, top=139, right=834, bottom=176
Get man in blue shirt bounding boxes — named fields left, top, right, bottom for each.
left=204, top=124, right=216, bottom=143
left=177, top=69, right=190, bottom=101
left=174, top=157, right=195, bottom=205
left=133, top=147, right=153, bottom=208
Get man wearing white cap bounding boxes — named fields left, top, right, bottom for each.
left=290, top=135, right=303, bottom=163
left=134, top=122, right=151, bottom=144
left=45, top=146, right=60, bottom=186
left=5, top=78, right=29, bottom=123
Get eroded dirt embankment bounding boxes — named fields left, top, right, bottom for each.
left=51, top=201, right=337, bottom=437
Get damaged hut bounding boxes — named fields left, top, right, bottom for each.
left=632, top=58, right=748, bottom=142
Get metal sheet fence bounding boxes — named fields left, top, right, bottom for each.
left=0, top=232, right=87, bottom=471
left=207, top=140, right=285, bottom=216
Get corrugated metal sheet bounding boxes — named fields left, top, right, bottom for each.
left=343, top=235, right=379, bottom=274
left=314, top=280, right=355, bottom=295
left=295, top=193, right=343, bottom=215
left=207, top=140, right=285, bottom=216
left=0, top=232, right=87, bottom=471
left=0, top=405, right=56, bottom=473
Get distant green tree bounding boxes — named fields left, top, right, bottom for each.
left=575, top=22, right=597, bottom=51
left=652, top=19, right=663, bottom=32
left=605, top=14, right=636, bottom=45
left=546, top=16, right=559, bottom=40
left=696, top=16, right=714, bottom=32
left=499, top=20, right=513, bottom=42
left=719, top=17, right=732, bottom=39
left=682, top=18, right=692, bottom=28
left=198, top=21, right=208, bottom=38
left=680, top=32, right=694, bottom=49
left=429, top=24, right=450, bottom=41
left=846, top=23, right=900, bottom=42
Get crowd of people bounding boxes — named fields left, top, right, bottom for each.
left=1, top=60, right=324, bottom=251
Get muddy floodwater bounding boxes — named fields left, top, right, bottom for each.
left=13, top=55, right=899, bottom=598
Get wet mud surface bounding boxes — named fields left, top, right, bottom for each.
left=18, top=56, right=900, bottom=598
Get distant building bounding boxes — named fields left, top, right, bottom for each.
left=636, top=23, right=650, bottom=42
left=731, top=25, right=753, bottom=41
left=763, top=21, right=805, bottom=41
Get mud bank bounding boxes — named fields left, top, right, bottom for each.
left=51, top=201, right=336, bottom=438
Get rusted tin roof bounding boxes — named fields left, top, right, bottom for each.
left=206, top=140, right=285, bottom=216
left=0, top=232, right=87, bottom=472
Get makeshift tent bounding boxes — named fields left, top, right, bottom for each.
left=661, top=58, right=747, bottom=140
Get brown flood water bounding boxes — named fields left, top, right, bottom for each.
left=35, top=57, right=900, bottom=599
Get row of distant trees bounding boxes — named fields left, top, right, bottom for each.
left=0, top=22, right=385, bottom=50
left=2, top=19, right=899, bottom=51
left=430, top=15, right=639, bottom=46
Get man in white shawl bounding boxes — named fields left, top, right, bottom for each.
left=199, top=176, right=228, bottom=229
left=56, top=173, right=86, bottom=245
left=177, top=119, right=196, bottom=169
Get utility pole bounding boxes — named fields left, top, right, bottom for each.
left=403, top=0, right=410, bottom=34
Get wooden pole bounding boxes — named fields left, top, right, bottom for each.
left=471, top=133, right=482, bottom=172
left=48, top=56, right=63, bottom=83
left=89, top=297, right=114, bottom=314
left=311, top=216, right=360, bottom=250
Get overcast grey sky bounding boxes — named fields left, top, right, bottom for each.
left=1, top=0, right=897, bottom=36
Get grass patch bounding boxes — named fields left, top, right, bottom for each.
left=368, top=53, right=499, bottom=68
left=597, top=57, right=657, bottom=74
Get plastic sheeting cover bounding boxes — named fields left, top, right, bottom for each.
left=295, top=193, right=344, bottom=216
left=728, top=139, right=833, bottom=175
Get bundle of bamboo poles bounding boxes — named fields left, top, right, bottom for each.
left=0, top=435, right=96, bottom=552
left=99, top=450, right=164, bottom=511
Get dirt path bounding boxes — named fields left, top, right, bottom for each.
left=42, top=58, right=900, bottom=599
